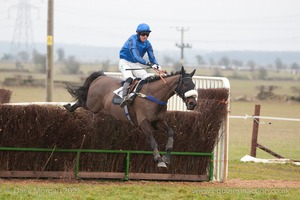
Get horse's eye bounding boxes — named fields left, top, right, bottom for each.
left=183, top=81, right=189, bottom=86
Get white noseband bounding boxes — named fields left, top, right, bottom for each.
left=184, top=89, right=198, bottom=98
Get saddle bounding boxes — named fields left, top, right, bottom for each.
left=112, top=79, right=145, bottom=105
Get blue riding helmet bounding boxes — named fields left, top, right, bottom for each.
left=136, top=23, right=151, bottom=33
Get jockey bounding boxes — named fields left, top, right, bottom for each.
left=119, top=23, right=162, bottom=107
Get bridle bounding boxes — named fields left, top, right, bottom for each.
left=175, top=74, right=198, bottom=103
left=151, top=69, right=198, bottom=104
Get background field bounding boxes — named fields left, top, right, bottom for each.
left=1, top=64, right=300, bottom=199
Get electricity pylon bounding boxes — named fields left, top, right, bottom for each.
left=10, top=0, right=37, bottom=61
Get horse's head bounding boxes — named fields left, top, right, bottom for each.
left=175, top=66, right=198, bottom=110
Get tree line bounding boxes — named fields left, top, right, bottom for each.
left=1, top=49, right=300, bottom=75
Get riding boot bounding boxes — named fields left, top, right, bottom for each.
left=120, top=78, right=133, bottom=107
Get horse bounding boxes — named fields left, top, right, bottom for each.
left=64, top=66, right=198, bottom=168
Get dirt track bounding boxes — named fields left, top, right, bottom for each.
left=212, top=179, right=300, bottom=188
left=1, top=179, right=300, bottom=188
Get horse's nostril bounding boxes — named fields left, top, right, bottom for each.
left=190, top=102, right=196, bottom=109
left=186, top=101, right=196, bottom=110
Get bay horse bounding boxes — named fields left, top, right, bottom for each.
left=64, top=66, right=197, bottom=168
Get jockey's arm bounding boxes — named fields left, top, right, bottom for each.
left=128, top=37, right=148, bottom=65
left=130, top=47, right=148, bottom=65
left=146, top=44, right=158, bottom=65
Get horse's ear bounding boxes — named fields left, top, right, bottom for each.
left=181, top=66, right=185, bottom=74
left=191, top=69, right=196, bottom=77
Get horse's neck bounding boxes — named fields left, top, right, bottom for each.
left=147, top=75, right=179, bottom=101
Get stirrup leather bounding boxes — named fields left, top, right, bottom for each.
left=120, top=96, right=133, bottom=107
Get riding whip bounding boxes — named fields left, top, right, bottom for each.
left=125, top=67, right=151, bottom=70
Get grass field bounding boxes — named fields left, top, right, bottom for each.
left=1, top=64, right=300, bottom=199
left=1, top=178, right=300, bottom=200
left=229, top=101, right=300, bottom=161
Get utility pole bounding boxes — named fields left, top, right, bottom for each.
left=46, top=0, right=54, bottom=102
left=175, top=27, right=192, bottom=65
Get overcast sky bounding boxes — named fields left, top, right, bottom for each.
left=1, top=0, right=300, bottom=52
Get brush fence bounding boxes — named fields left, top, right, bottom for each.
left=0, top=73, right=230, bottom=182
left=107, top=73, right=230, bottom=182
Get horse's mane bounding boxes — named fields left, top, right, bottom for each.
left=145, top=70, right=181, bottom=83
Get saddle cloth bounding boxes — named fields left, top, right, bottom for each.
left=112, top=79, right=145, bottom=105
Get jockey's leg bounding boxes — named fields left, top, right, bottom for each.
left=132, top=63, right=152, bottom=80
left=120, top=77, right=133, bottom=107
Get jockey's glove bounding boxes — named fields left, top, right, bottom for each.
left=148, top=62, right=162, bottom=71
left=152, top=64, right=162, bottom=71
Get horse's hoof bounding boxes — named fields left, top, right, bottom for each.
left=162, top=155, right=170, bottom=165
left=63, top=104, right=70, bottom=110
left=157, top=161, right=167, bottom=168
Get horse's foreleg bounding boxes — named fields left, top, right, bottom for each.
left=162, top=126, right=174, bottom=165
left=139, top=120, right=167, bottom=168
left=153, top=121, right=174, bottom=165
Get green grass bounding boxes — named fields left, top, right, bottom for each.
left=229, top=101, right=300, bottom=160
left=196, top=67, right=300, bottom=81
left=229, top=161, right=300, bottom=181
left=5, top=86, right=73, bottom=103
left=230, top=79, right=299, bottom=98
left=0, top=179, right=299, bottom=200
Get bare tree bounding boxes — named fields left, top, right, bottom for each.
left=246, top=60, right=256, bottom=71
left=63, top=56, right=80, bottom=74
left=56, top=48, right=65, bottom=62
left=163, top=55, right=174, bottom=65
left=275, top=58, right=284, bottom=73
left=256, top=85, right=278, bottom=100
left=218, top=56, right=230, bottom=68
left=291, top=62, right=299, bottom=74
left=32, top=50, right=46, bottom=73
left=195, top=55, right=205, bottom=65
left=232, top=59, right=243, bottom=68
left=209, top=58, right=215, bottom=65
left=101, top=60, right=110, bottom=72
left=257, top=67, right=268, bottom=80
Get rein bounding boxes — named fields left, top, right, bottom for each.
left=134, top=69, right=169, bottom=106
left=153, top=68, right=167, bottom=84
left=136, top=69, right=196, bottom=106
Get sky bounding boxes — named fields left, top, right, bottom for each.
left=1, top=0, right=300, bottom=52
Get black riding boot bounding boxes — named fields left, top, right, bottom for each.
left=120, top=77, right=133, bottom=107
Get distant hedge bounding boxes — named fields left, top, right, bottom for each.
left=0, top=88, right=12, bottom=103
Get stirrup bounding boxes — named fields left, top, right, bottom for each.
left=120, top=97, right=133, bottom=108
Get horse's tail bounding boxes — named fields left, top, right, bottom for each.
left=66, top=71, right=106, bottom=103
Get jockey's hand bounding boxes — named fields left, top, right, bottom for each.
left=151, top=64, right=162, bottom=71
left=147, top=62, right=154, bottom=67
left=147, top=62, right=161, bottom=70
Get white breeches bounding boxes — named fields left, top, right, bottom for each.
left=119, top=59, right=152, bottom=80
